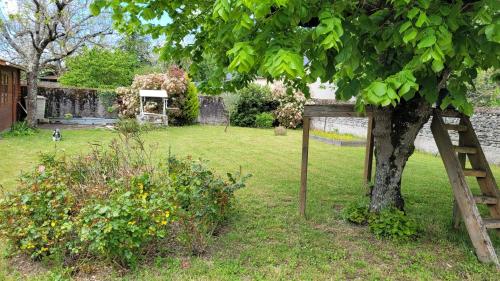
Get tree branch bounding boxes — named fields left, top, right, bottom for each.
left=0, top=24, right=28, bottom=59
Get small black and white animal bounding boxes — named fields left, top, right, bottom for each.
left=52, top=128, right=62, bottom=141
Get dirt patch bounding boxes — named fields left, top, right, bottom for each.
left=72, top=263, right=116, bottom=281
left=8, top=254, right=48, bottom=278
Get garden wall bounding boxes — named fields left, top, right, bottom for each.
left=311, top=107, right=500, bottom=164
left=22, top=83, right=117, bottom=119
left=197, top=95, right=228, bottom=125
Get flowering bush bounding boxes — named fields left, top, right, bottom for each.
left=116, top=86, right=140, bottom=117
left=115, top=66, right=199, bottom=124
left=132, top=73, right=166, bottom=90
left=0, top=121, right=249, bottom=267
left=163, top=65, right=188, bottom=95
left=271, top=84, right=306, bottom=129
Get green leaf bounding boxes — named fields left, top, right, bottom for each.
left=227, top=42, right=256, bottom=73
left=407, top=8, right=420, bottom=20
left=417, top=35, right=436, bottom=49
left=485, top=23, right=500, bottom=43
left=213, top=0, right=230, bottom=21
left=431, top=59, right=444, bottom=72
left=420, top=76, right=438, bottom=104
left=399, top=21, right=412, bottom=34
left=371, top=82, right=387, bottom=97
left=403, top=28, right=418, bottom=43
left=415, top=12, right=428, bottom=28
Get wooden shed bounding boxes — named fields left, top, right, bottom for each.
left=0, top=59, right=23, bottom=132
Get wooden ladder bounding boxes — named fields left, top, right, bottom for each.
left=431, top=109, right=500, bottom=268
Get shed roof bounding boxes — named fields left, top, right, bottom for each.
left=0, top=58, right=25, bottom=71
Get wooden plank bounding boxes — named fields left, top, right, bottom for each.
left=484, top=219, right=500, bottom=229
left=444, top=124, right=468, bottom=132
left=474, top=196, right=498, bottom=205
left=299, top=117, right=311, bottom=218
left=431, top=111, right=499, bottom=266
left=463, top=169, right=487, bottom=178
left=363, top=117, right=375, bottom=186
left=453, top=146, right=477, bottom=154
left=303, top=104, right=373, bottom=117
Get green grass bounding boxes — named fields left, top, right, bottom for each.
left=310, top=129, right=360, bottom=141
left=0, top=126, right=499, bottom=280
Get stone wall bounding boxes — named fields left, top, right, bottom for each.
left=197, top=95, right=228, bottom=125
left=311, top=107, right=500, bottom=164
left=22, top=85, right=117, bottom=119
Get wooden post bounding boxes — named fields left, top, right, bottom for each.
left=299, top=117, right=311, bottom=217
left=363, top=117, right=375, bottom=185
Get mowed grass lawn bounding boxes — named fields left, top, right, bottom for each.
left=0, top=126, right=499, bottom=280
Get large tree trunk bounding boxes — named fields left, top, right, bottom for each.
left=370, top=96, right=433, bottom=212
left=26, top=63, right=40, bottom=127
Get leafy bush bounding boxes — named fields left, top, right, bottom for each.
left=2, top=121, right=38, bottom=137
left=341, top=200, right=370, bottom=224
left=271, top=83, right=306, bottom=128
left=368, top=209, right=418, bottom=240
left=255, top=112, right=274, bottom=128
left=231, top=84, right=277, bottom=127
left=0, top=122, right=249, bottom=267
left=174, top=81, right=200, bottom=125
left=341, top=200, right=418, bottom=240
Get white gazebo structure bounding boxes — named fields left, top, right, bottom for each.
left=138, top=89, right=169, bottom=125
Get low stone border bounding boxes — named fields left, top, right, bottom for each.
left=310, top=135, right=366, bottom=147
left=47, top=117, right=118, bottom=125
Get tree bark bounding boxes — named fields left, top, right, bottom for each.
left=370, top=96, right=433, bottom=212
left=26, top=62, right=40, bottom=127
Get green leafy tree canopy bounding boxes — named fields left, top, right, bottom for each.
left=60, top=48, right=140, bottom=89
left=92, top=0, right=499, bottom=114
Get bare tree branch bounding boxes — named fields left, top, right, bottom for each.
left=0, top=0, right=112, bottom=126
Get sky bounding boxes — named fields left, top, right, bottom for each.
left=0, top=0, right=18, bottom=17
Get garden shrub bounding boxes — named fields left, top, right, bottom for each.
left=368, top=208, right=418, bottom=240
left=2, top=121, right=38, bottom=137
left=175, top=81, right=200, bottom=125
left=231, top=84, right=277, bottom=127
left=255, top=112, right=274, bottom=128
left=341, top=200, right=370, bottom=224
left=271, top=83, right=306, bottom=129
left=0, top=121, right=249, bottom=267
left=341, top=200, right=418, bottom=240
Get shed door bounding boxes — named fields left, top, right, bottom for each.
left=0, top=70, right=12, bottom=131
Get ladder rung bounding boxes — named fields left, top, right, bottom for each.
left=453, top=146, right=477, bottom=154
left=483, top=219, right=500, bottom=229
left=463, top=169, right=487, bottom=178
left=444, top=124, right=468, bottom=132
left=474, top=196, right=498, bottom=205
